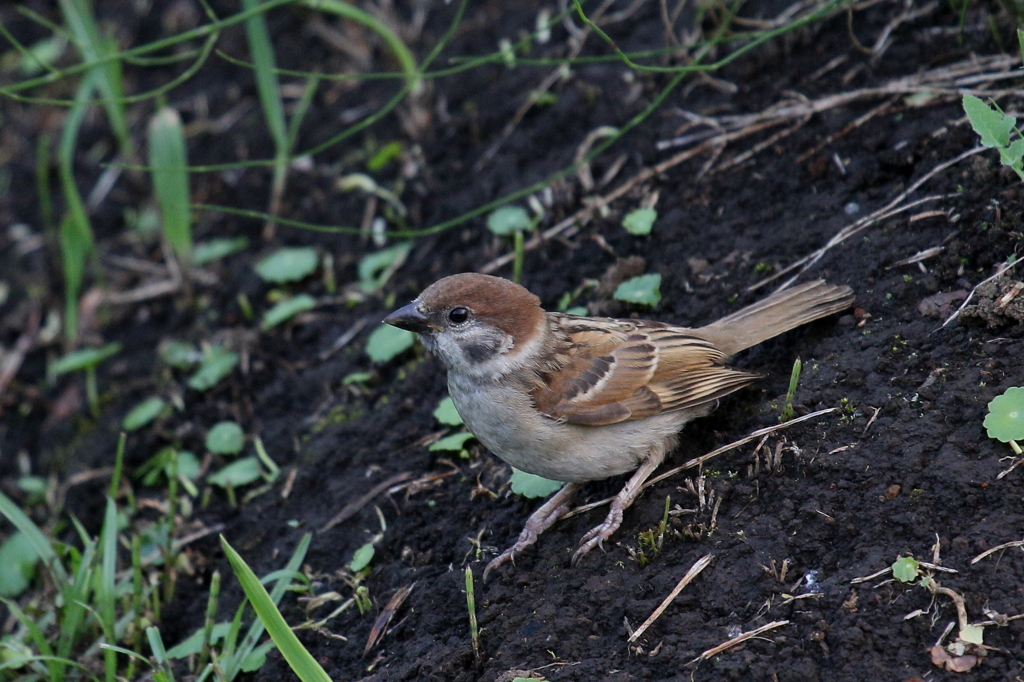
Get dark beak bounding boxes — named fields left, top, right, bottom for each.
left=384, top=302, right=438, bottom=334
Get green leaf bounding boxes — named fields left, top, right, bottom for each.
left=433, top=397, right=464, bottom=426
left=206, top=421, right=245, bottom=455
left=50, top=342, right=122, bottom=375
left=357, top=242, right=412, bottom=293
left=187, top=346, right=239, bottom=391
left=261, top=294, right=316, bottom=331
left=565, top=306, right=588, bottom=316
left=342, top=371, right=373, bottom=385
left=891, top=556, right=920, bottom=583
left=16, top=477, right=47, bottom=498
left=255, top=247, right=318, bottom=283
left=349, top=543, right=375, bottom=572
left=366, top=324, right=415, bottom=363
left=122, top=396, right=168, bottom=431
left=17, top=35, right=67, bottom=76
left=166, top=622, right=232, bottom=659
left=160, top=340, right=202, bottom=369
left=193, top=237, right=250, bottom=265
left=614, top=273, right=662, bottom=307
left=367, top=140, right=404, bottom=172
left=984, top=386, right=1024, bottom=443
left=0, top=532, right=41, bottom=598
left=962, top=95, right=1015, bottom=149
left=207, top=457, right=262, bottom=488
left=428, top=432, right=475, bottom=452
left=221, top=536, right=332, bottom=682
left=148, top=107, right=192, bottom=266
left=622, top=208, right=657, bottom=235
left=486, top=206, right=533, bottom=235
left=509, top=469, right=563, bottom=499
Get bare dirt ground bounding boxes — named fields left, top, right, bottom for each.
left=2, top=0, right=1024, bottom=680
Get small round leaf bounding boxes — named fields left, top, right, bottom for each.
left=206, top=421, right=244, bottom=455
left=984, top=386, right=1024, bottom=443
left=366, top=324, right=415, bottom=363
left=622, top=208, right=657, bottom=236
left=433, top=397, right=464, bottom=426
left=349, top=543, right=375, bottom=572
left=486, top=206, right=532, bottom=236
left=614, top=273, right=662, bottom=307
left=255, top=247, right=318, bottom=283
left=509, top=468, right=563, bottom=498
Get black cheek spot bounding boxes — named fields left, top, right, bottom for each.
left=463, top=342, right=498, bottom=364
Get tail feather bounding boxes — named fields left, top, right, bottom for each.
left=696, top=280, right=854, bottom=356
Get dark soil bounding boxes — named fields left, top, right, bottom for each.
left=2, top=0, right=1024, bottom=680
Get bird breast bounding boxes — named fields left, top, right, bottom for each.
left=447, top=372, right=696, bottom=483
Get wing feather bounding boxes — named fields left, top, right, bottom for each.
left=531, top=314, right=757, bottom=426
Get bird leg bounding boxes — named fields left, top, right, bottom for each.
left=484, top=482, right=580, bottom=580
left=572, top=439, right=670, bottom=565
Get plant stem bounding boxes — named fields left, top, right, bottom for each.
left=465, top=566, right=480, bottom=660
left=86, top=366, right=99, bottom=417
left=512, top=230, right=524, bottom=283
left=1011, top=440, right=1022, bottom=455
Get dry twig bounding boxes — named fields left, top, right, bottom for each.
left=628, top=554, right=714, bottom=643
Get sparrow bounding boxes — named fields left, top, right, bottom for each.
left=384, top=273, right=854, bottom=577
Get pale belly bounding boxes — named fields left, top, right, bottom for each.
left=448, top=375, right=695, bottom=483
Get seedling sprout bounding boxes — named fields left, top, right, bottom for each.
left=50, top=342, right=122, bottom=417
left=487, top=205, right=538, bottom=283
left=622, top=207, right=657, bottom=235
left=123, top=396, right=169, bottom=432
left=780, top=358, right=802, bottom=422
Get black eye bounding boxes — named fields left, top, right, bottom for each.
left=448, top=307, right=469, bottom=324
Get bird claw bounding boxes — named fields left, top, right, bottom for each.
left=483, top=547, right=517, bottom=582
left=572, top=507, right=623, bottom=565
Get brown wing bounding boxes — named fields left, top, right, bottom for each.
left=531, top=316, right=761, bottom=426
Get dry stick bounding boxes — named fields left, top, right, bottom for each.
left=628, top=554, right=714, bottom=643
left=971, top=539, right=1024, bottom=564
left=691, top=620, right=790, bottom=664
left=320, top=471, right=413, bottom=532
left=940, top=258, right=1024, bottom=329
left=565, top=407, right=836, bottom=519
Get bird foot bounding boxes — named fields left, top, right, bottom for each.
left=572, top=506, right=624, bottom=565
left=483, top=483, right=578, bottom=580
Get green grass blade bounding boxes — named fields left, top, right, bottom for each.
left=240, top=0, right=286, bottom=148
left=221, top=536, right=331, bottom=682
left=57, top=0, right=130, bottom=154
left=148, top=107, right=193, bottom=267
left=221, top=533, right=311, bottom=680
left=57, top=533, right=96, bottom=664
left=146, top=627, right=176, bottom=682
left=4, top=598, right=60, bottom=681
left=58, top=69, right=99, bottom=345
left=286, top=75, right=320, bottom=153
left=0, top=491, right=66, bottom=583
left=99, top=497, right=118, bottom=682
left=0, top=654, right=103, bottom=682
